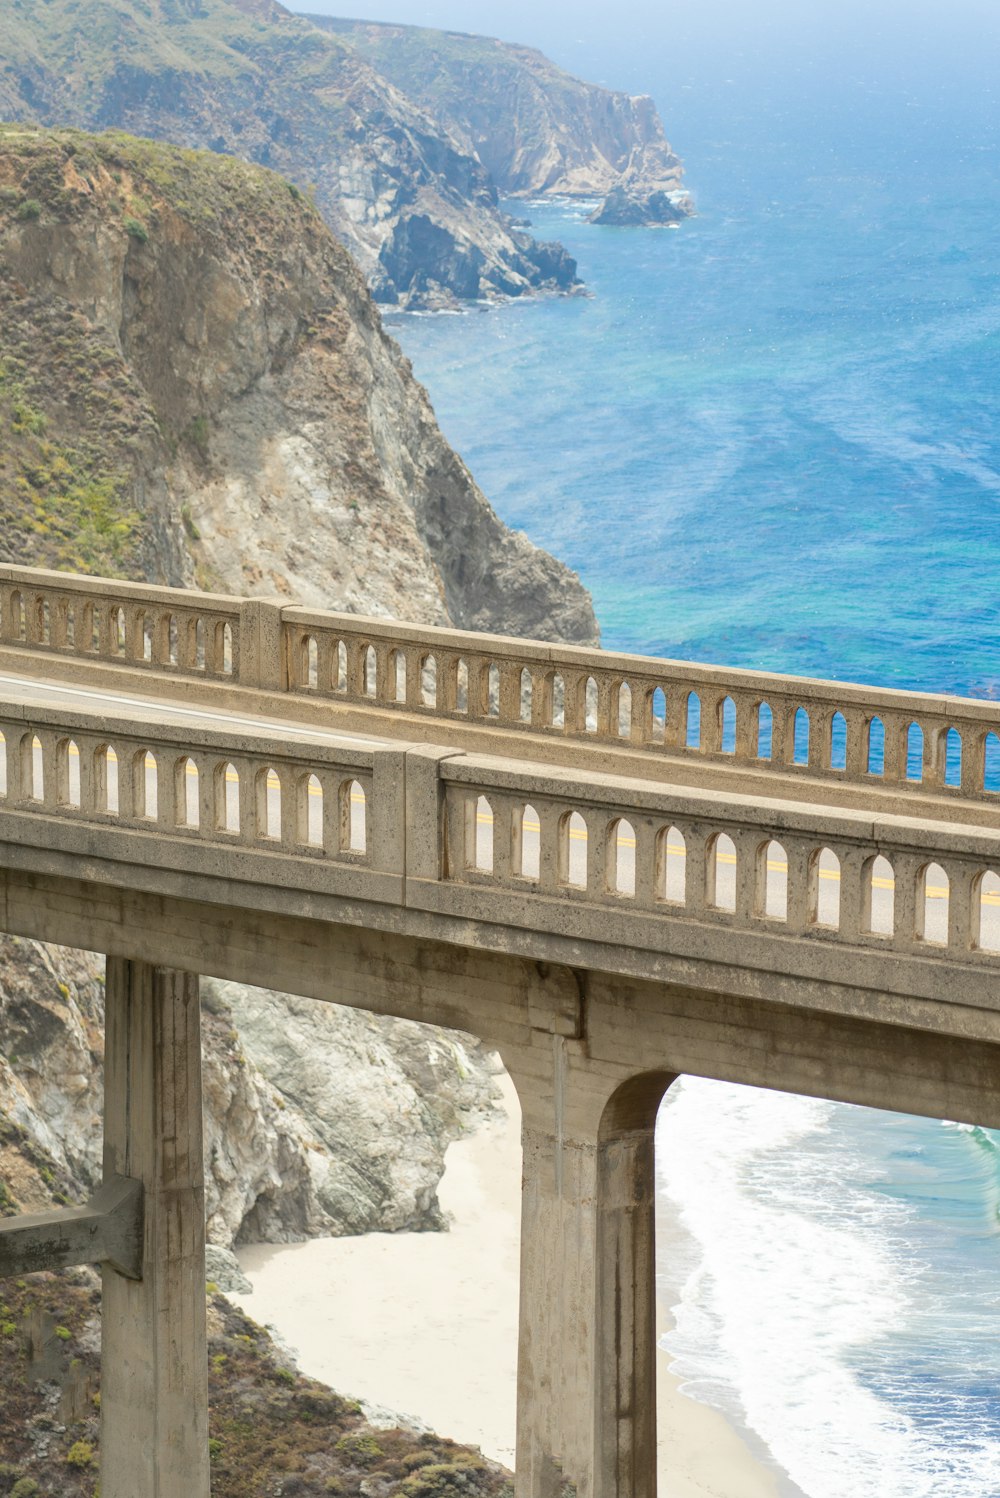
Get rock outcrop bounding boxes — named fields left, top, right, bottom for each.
left=0, top=0, right=580, bottom=308
left=0, top=125, right=598, bottom=640
left=319, top=18, right=693, bottom=226
left=0, top=937, right=500, bottom=1255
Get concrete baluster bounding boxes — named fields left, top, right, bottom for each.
left=684, top=828, right=710, bottom=912
left=733, top=828, right=759, bottom=920
left=948, top=863, right=978, bottom=952
left=630, top=819, right=658, bottom=907
left=100, top=959, right=210, bottom=1498
left=404, top=648, right=422, bottom=710
left=115, top=743, right=138, bottom=821
left=50, top=597, right=69, bottom=650
left=843, top=710, right=866, bottom=778
left=536, top=802, right=562, bottom=892
left=534, top=671, right=555, bottom=730
left=881, top=714, right=905, bottom=782
left=785, top=840, right=813, bottom=932
left=586, top=812, right=609, bottom=895
left=963, top=730, right=986, bottom=795
left=594, top=677, right=614, bottom=738
left=892, top=851, right=922, bottom=947
left=663, top=685, right=686, bottom=751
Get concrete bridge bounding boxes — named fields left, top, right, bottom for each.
left=2, top=562, right=1000, bottom=1497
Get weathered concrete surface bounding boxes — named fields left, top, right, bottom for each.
left=4, top=567, right=1000, bottom=1497
left=0, top=1172, right=142, bottom=1279
left=100, top=960, right=209, bottom=1498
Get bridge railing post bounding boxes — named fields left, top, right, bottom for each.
left=238, top=599, right=288, bottom=692
left=101, top=958, right=210, bottom=1498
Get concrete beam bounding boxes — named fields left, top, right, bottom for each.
left=0, top=1174, right=143, bottom=1280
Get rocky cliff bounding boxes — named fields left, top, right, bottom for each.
left=0, top=0, right=580, bottom=308
left=0, top=127, right=595, bottom=1270
left=0, top=126, right=598, bottom=639
left=317, top=17, right=693, bottom=226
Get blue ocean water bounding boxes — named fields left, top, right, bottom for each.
left=384, top=23, right=1000, bottom=1494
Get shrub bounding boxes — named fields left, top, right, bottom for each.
left=66, top=1441, right=94, bottom=1468
left=11, top=1479, right=40, bottom=1498
left=15, top=199, right=41, bottom=221
left=123, top=216, right=149, bottom=243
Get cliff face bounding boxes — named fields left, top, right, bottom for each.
left=0, top=937, right=499, bottom=1260
left=0, top=129, right=595, bottom=1262
left=0, top=0, right=580, bottom=308
left=318, top=18, right=693, bottom=226
left=0, top=126, right=598, bottom=638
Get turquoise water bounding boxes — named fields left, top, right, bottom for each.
left=385, top=34, right=1000, bottom=1496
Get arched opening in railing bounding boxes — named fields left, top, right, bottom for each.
left=467, top=794, right=493, bottom=872
left=656, top=825, right=686, bottom=904
left=584, top=676, right=599, bottom=732
left=175, top=756, right=198, bottom=828
left=94, top=744, right=119, bottom=815
left=520, top=668, right=533, bottom=724
left=135, top=750, right=158, bottom=821
left=976, top=870, right=1000, bottom=952
left=943, top=726, right=962, bottom=788
left=811, top=846, right=841, bottom=928
left=0, top=731, right=7, bottom=798
left=456, top=658, right=469, bottom=714
left=39, top=597, right=50, bottom=645
left=984, top=732, right=1000, bottom=793
left=906, top=722, right=924, bottom=782
left=709, top=832, right=736, bottom=912
left=719, top=695, right=737, bottom=754
left=112, top=606, right=126, bottom=656
left=864, top=854, right=894, bottom=935
left=648, top=686, right=666, bottom=745
left=551, top=673, right=565, bottom=730
left=793, top=707, right=810, bottom=766
left=608, top=817, right=636, bottom=897
left=517, top=802, right=540, bottom=881
left=614, top=680, right=631, bottom=739
left=918, top=862, right=949, bottom=945
left=422, top=654, right=438, bottom=708
left=304, top=636, right=319, bottom=691
left=364, top=646, right=377, bottom=697
left=56, top=738, right=81, bottom=809
left=215, top=762, right=240, bottom=833
left=299, top=772, right=323, bottom=848
left=487, top=663, right=500, bottom=718
left=256, top=766, right=281, bottom=840
left=167, top=614, right=179, bottom=667
left=867, top=716, right=885, bottom=776
left=829, top=712, right=847, bottom=771
left=758, top=839, right=787, bottom=920
left=193, top=616, right=205, bottom=669
left=391, top=649, right=407, bottom=704
left=335, top=640, right=347, bottom=693
left=559, top=810, right=588, bottom=889
left=340, top=779, right=367, bottom=854
left=686, top=692, right=701, bottom=750
left=20, top=732, right=43, bottom=803
left=62, top=602, right=74, bottom=649
left=757, top=702, right=773, bottom=760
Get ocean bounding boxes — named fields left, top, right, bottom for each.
left=383, top=16, right=1000, bottom=1495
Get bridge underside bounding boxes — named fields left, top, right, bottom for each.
left=3, top=862, right=1000, bottom=1496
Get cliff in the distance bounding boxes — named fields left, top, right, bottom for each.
left=0, top=0, right=580, bottom=308
left=318, top=17, right=693, bottom=226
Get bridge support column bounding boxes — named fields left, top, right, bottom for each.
left=100, top=959, right=210, bottom=1498
left=514, top=1060, right=664, bottom=1498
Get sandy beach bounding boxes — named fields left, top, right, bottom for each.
left=234, top=1075, right=785, bottom=1496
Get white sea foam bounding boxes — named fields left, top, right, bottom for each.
left=656, top=1078, right=1000, bottom=1498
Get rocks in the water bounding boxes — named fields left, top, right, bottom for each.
left=589, top=184, right=692, bottom=227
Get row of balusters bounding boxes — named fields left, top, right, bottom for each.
left=288, top=629, right=1000, bottom=798
left=0, top=729, right=368, bottom=858
left=446, top=789, right=1000, bottom=955
left=0, top=586, right=237, bottom=675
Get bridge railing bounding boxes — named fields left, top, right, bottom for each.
left=0, top=702, right=406, bottom=894
left=6, top=564, right=1000, bottom=808
left=438, top=755, right=1000, bottom=968
left=3, top=685, right=1000, bottom=980
left=0, top=566, right=242, bottom=680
